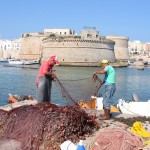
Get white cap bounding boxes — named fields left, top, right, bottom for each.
left=101, top=59, right=109, bottom=64
left=79, top=140, right=83, bottom=145
left=60, top=140, right=77, bottom=150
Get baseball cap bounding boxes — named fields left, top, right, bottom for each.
left=50, top=55, right=59, bottom=64
left=101, top=59, right=109, bottom=64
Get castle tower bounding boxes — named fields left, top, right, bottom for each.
left=106, top=36, right=129, bottom=60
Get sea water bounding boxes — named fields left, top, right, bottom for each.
left=0, top=62, right=150, bottom=106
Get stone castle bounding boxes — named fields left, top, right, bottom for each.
left=19, top=28, right=129, bottom=66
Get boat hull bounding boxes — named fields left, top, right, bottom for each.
left=117, top=99, right=150, bottom=116
left=9, top=60, right=24, bottom=65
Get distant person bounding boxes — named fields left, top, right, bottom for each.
left=93, top=59, right=116, bottom=120
left=36, top=55, right=59, bottom=103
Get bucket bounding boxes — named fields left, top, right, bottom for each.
left=60, top=140, right=77, bottom=150
left=96, top=97, right=103, bottom=110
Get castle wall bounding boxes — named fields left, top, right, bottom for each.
left=19, top=36, right=43, bottom=60
left=106, top=36, right=129, bottom=60
left=43, top=39, right=115, bottom=66
left=19, top=29, right=118, bottom=66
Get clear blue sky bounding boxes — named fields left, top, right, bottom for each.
left=0, top=0, right=150, bottom=42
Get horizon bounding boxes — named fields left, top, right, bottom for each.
left=0, top=0, right=150, bottom=43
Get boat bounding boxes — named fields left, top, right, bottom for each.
left=8, top=58, right=39, bottom=65
left=8, top=59, right=24, bottom=65
left=136, top=65, right=144, bottom=70
left=8, top=93, right=34, bottom=103
left=23, top=59, right=39, bottom=65
left=135, top=60, right=144, bottom=70
left=0, top=58, right=8, bottom=62
left=117, top=94, right=150, bottom=116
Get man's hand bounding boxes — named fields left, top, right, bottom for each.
left=93, top=72, right=97, bottom=77
left=51, top=72, right=56, bottom=78
left=100, top=80, right=104, bottom=84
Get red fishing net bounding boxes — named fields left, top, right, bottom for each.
left=0, top=103, right=99, bottom=150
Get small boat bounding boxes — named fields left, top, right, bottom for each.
left=135, top=60, right=144, bottom=70
left=0, top=58, right=8, bottom=62
left=8, top=58, right=40, bottom=65
left=136, top=66, right=144, bottom=70
left=143, top=61, right=148, bottom=65
left=117, top=94, right=150, bottom=116
left=8, top=93, right=34, bottom=103
left=23, top=59, right=40, bottom=65
left=8, top=59, right=24, bottom=65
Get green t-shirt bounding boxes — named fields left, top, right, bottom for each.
left=104, top=65, right=116, bottom=84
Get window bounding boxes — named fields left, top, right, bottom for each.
left=87, top=34, right=91, bottom=38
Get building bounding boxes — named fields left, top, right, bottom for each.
left=0, top=39, right=21, bottom=58
left=14, top=28, right=130, bottom=66
left=44, top=29, right=75, bottom=35
left=128, top=40, right=145, bottom=55
left=20, top=28, right=117, bottom=66
left=145, top=43, right=150, bottom=56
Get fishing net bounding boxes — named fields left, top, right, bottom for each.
left=0, top=103, right=99, bottom=150
left=0, top=74, right=101, bottom=149
left=55, top=75, right=101, bottom=105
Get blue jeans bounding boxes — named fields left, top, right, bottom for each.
left=37, top=76, right=52, bottom=103
left=103, top=84, right=116, bottom=110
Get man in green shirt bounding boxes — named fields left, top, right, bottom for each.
left=94, top=59, right=116, bottom=120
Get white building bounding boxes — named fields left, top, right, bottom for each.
left=44, top=29, right=75, bottom=35
left=128, top=40, right=145, bottom=55
left=0, top=39, right=21, bottom=58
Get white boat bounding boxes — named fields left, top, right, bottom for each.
left=0, top=58, right=8, bottom=62
left=8, top=59, right=39, bottom=65
left=117, top=96, right=150, bottom=117
left=23, top=59, right=40, bottom=65
left=8, top=59, right=24, bottom=65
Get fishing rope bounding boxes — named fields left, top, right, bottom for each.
left=59, top=76, right=92, bottom=81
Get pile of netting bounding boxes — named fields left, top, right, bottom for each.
left=0, top=102, right=99, bottom=150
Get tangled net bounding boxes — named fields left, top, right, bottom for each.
left=0, top=102, right=99, bottom=150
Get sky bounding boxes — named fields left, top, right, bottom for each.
left=0, top=0, right=150, bottom=42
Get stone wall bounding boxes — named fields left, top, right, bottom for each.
left=19, top=30, right=119, bottom=66
left=19, top=36, right=43, bottom=60
left=106, top=36, right=129, bottom=60
left=42, top=39, right=115, bottom=66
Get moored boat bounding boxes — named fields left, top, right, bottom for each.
left=8, top=58, right=40, bottom=65
left=117, top=98, right=150, bottom=116
left=0, top=58, right=8, bottom=62
left=8, top=59, right=24, bottom=65
left=23, top=59, right=39, bottom=65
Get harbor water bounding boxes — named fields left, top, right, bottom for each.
left=0, top=62, right=150, bottom=106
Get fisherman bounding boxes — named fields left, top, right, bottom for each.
left=93, top=59, right=116, bottom=120
left=36, top=55, right=59, bottom=103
